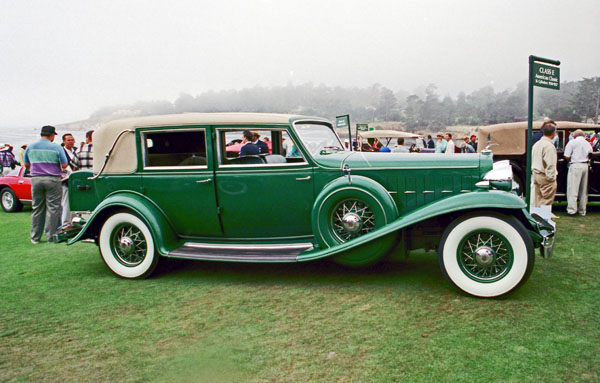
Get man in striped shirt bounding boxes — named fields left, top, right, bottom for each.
left=78, top=130, right=94, bottom=169
left=23, top=126, right=68, bottom=244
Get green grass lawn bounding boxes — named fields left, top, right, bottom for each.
left=1, top=208, right=599, bottom=383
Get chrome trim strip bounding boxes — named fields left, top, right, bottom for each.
left=182, top=242, right=314, bottom=251
left=460, top=189, right=471, bottom=193
left=143, top=165, right=208, bottom=171
left=347, top=165, right=478, bottom=170
left=215, top=168, right=311, bottom=175
left=423, top=191, right=434, bottom=194
left=218, top=161, right=308, bottom=168
left=441, top=190, right=453, bottom=193
left=404, top=191, right=416, bottom=194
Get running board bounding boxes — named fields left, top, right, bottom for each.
left=167, top=242, right=314, bottom=262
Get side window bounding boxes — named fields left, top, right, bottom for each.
left=218, top=128, right=306, bottom=166
left=143, top=129, right=207, bottom=168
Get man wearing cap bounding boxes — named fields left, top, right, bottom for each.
left=252, top=131, right=269, bottom=154
left=564, top=129, right=592, bottom=216
left=434, top=133, right=447, bottom=153
left=23, top=126, right=68, bottom=244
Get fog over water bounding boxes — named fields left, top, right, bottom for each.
left=1, top=0, right=598, bottom=128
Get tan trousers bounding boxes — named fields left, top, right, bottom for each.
left=533, top=172, right=557, bottom=207
left=566, top=162, right=589, bottom=215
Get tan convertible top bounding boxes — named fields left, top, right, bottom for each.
left=478, top=121, right=600, bottom=155
left=93, top=113, right=318, bottom=174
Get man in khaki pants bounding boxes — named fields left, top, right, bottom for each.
left=564, top=129, right=592, bottom=216
left=531, top=120, right=558, bottom=207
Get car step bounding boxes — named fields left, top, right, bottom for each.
left=167, top=242, right=314, bottom=262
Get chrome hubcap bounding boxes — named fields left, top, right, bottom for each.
left=474, top=246, right=495, bottom=267
left=118, top=236, right=135, bottom=256
left=341, top=213, right=362, bottom=233
left=2, top=192, right=13, bottom=208
left=332, top=199, right=375, bottom=242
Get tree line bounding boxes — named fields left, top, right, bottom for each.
left=90, top=77, right=600, bottom=131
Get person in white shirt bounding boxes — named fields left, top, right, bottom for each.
left=564, top=129, right=593, bottom=216
left=444, top=133, right=455, bottom=155
left=60, top=133, right=80, bottom=227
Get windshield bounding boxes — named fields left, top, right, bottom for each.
left=293, top=123, right=344, bottom=156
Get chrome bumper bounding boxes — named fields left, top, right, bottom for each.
left=530, top=213, right=555, bottom=258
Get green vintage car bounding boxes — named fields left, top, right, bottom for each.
left=63, top=113, right=554, bottom=298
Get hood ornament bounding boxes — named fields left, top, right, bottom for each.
left=343, top=164, right=352, bottom=185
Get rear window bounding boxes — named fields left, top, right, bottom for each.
left=143, top=129, right=207, bottom=168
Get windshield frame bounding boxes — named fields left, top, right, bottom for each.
left=291, top=121, right=345, bottom=157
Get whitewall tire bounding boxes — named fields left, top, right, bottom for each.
left=99, top=212, right=159, bottom=279
left=439, top=213, right=534, bottom=298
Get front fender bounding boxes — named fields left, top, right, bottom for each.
left=299, top=190, right=526, bottom=262
left=67, top=191, right=180, bottom=255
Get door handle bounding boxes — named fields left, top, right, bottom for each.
left=18, top=180, right=24, bottom=184
left=295, top=176, right=311, bottom=181
left=196, top=178, right=213, bottom=184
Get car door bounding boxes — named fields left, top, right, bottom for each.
left=140, top=127, right=222, bottom=237
left=589, top=150, right=600, bottom=199
left=214, top=127, right=315, bottom=239
left=16, top=167, right=32, bottom=200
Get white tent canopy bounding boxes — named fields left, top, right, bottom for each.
left=357, top=130, right=420, bottom=139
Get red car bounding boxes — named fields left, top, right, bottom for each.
left=0, top=166, right=32, bottom=212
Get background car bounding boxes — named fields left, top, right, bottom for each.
left=0, top=166, right=32, bottom=212
left=478, top=121, right=600, bottom=199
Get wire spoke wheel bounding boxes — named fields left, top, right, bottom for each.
left=439, top=213, right=534, bottom=298
left=110, top=223, right=148, bottom=267
left=458, top=230, right=514, bottom=283
left=99, top=212, right=159, bottom=279
left=331, top=199, right=375, bottom=242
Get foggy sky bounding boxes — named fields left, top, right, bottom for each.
left=1, top=0, right=599, bottom=126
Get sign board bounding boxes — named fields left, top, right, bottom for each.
left=533, top=63, right=560, bottom=90
left=356, top=123, right=369, bottom=132
left=336, top=115, right=349, bottom=130
left=336, top=114, right=353, bottom=151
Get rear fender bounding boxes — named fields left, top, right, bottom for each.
left=299, top=190, right=528, bottom=262
left=67, top=191, right=179, bottom=255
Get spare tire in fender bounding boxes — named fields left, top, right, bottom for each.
left=312, top=176, right=399, bottom=266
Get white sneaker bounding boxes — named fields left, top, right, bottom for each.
left=31, top=239, right=40, bottom=244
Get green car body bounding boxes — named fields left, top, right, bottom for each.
left=64, top=113, right=554, bottom=298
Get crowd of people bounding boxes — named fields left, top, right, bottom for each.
left=0, top=144, right=27, bottom=174
left=532, top=120, right=595, bottom=218
left=8, top=126, right=94, bottom=243
left=353, top=132, right=478, bottom=154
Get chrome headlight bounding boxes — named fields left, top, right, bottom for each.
left=476, top=160, right=514, bottom=191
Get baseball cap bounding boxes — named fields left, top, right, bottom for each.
left=41, top=125, right=57, bottom=136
